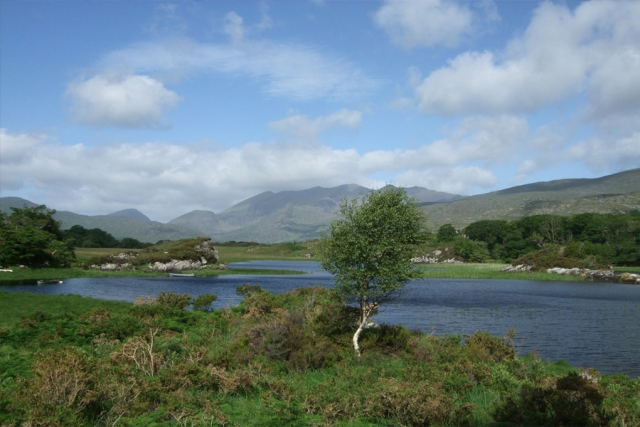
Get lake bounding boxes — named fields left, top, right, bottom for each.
left=4, top=260, right=640, bottom=378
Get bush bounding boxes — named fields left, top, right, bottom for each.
left=465, top=330, right=516, bottom=363
left=192, top=294, right=218, bottom=312
left=156, top=292, right=192, bottom=310
left=496, top=371, right=614, bottom=426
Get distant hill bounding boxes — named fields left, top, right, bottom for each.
left=108, top=209, right=151, bottom=221
left=170, top=184, right=463, bottom=243
left=421, top=168, right=640, bottom=230
left=0, top=197, right=38, bottom=212
left=0, top=197, right=200, bottom=243
left=53, top=211, right=200, bottom=242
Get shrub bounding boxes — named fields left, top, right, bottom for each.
left=465, top=330, right=516, bottom=363
left=156, top=292, right=192, bottom=310
left=192, top=293, right=218, bottom=312
left=12, top=347, right=96, bottom=425
left=496, top=371, right=614, bottom=426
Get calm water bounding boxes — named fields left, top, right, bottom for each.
left=3, top=260, right=640, bottom=378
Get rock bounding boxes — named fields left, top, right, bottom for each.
left=502, top=264, right=532, bottom=272
left=619, top=272, right=640, bottom=284
left=194, top=240, right=219, bottom=263
left=91, top=262, right=130, bottom=271
left=412, top=249, right=463, bottom=264
left=148, top=259, right=204, bottom=272
left=502, top=265, right=637, bottom=284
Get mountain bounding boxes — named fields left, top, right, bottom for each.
left=108, top=209, right=151, bottom=221
left=0, top=198, right=198, bottom=242
left=169, top=184, right=462, bottom=243
left=169, top=184, right=371, bottom=242
left=0, top=197, right=38, bottom=212
left=52, top=211, right=200, bottom=243
left=421, top=168, right=640, bottom=230
left=3, top=168, right=638, bottom=244
left=168, top=210, right=221, bottom=237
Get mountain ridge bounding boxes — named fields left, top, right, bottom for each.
left=2, top=168, right=639, bottom=243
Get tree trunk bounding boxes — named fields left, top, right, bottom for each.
left=352, top=316, right=367, bottom=357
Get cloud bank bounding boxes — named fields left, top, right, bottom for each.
left=415, top=0, right=640, bottom=122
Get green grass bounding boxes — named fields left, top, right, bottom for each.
left=417, top=263, right=585, bottom=281
left=615, top=266, right=640, bottom=274
left=0, top=290, right=131, bottom=328
left=73, top=247, right=142, bottom=264
left=215, top=241, right=319, bottom=263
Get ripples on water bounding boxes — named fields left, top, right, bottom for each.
left=4, top=260, right=640, bottom=378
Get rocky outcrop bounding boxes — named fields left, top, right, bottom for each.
left=90, top=240, right=220, bottom=272
left=412, top=249, right=463, bottom=264
left=501, top=264, right=640, bottom=284
left=148, top=259, right=207, bottom=272
left=501, top=264, right=533, bottom=272
left=194, top=240, right=219, bottom=263
left=90, top=252, right=137, bottom=271
left=619, top=272, right=640, bottom=284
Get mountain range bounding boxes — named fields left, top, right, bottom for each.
left=1, top=168, right=639, bottom=243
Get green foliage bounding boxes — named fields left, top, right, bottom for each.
left=437, top=223, right=457, bottom=242
left=0, top=290, right=639, bottom=426
left=155, top=292, right=193, bottom=310
left=513, top=244, right=610, bottom=271
left=461, top=212, right=640, bottom=266
left=0, top=205, right=75, bottom=268
left=192, top=293, right=218, bottom=312
left=453, top=237, right=491, bottom=262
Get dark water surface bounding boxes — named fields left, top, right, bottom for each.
left=3, top=260, right=640, bottom=377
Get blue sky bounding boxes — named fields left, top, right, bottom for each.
left=2, top=0, right=639, bottom=222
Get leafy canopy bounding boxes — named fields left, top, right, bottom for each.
left=0, top=205, right=75, bottom=268
left=319, top=187, right=428, bottom=307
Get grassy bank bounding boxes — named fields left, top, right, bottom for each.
left=418, top=263, right=585, bottom=282
left=1, top=290, right=638, bottom=426
left=213, top=241, right=318, bottom=263
left=0, top=291, right=131, bottom=329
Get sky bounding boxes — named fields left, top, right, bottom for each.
left=1, top=0, right=640, bottom=222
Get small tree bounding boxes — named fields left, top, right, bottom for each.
left=318, top=187, right=428, bottom=357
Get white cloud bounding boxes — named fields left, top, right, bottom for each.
left=374, top=0, right=475, bottom=49
left=66, top=74, right=181, bottom=128
left=0, top=119, right=523, bottom=220
left=359, top=115, right=528, bottom=171
left=223, top=12, right=245, bottom=44
left=567, top=133, right=640, bottom=172
left=268, top=109, right=362, bottom=140
left=100, top=35, right=378, bottom=101
left=395, top=166, right=497, bottom=195
left=0, top=129, right=49, bottom=190
left=415, top=0, right=640, bottom=118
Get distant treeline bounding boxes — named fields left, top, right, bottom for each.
left=63, top=225, right=153, bottom=249
left=438, top=212, right=640, bottom=266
